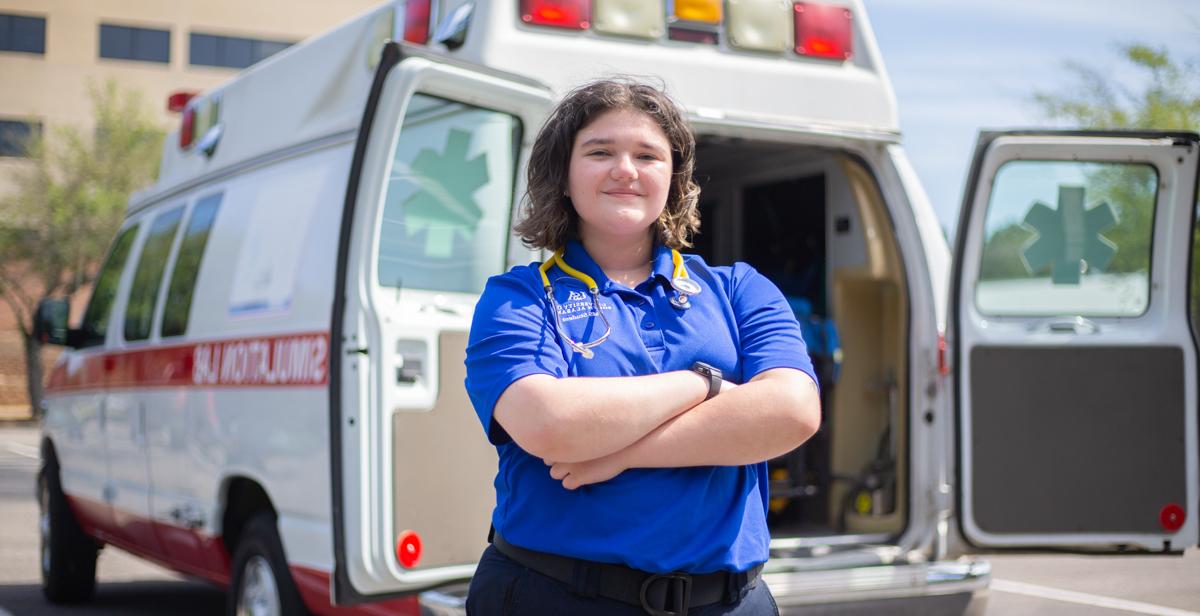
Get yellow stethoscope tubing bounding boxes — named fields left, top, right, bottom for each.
left=539, top=249, right=611, bottom=359
left=537, top=248, right=697, bottom=359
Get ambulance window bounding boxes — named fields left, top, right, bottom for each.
left=124, top=207, right=184, bottom=342
left=161, top=194, right=221, bottom=338
left=77, top=225, right=139, bottom=348
left=975, top=160, right=1157, bottom=317
left=376, top=94, right=521, bottom=294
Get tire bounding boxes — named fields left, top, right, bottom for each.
left=227, top=512, right=309, bottom=616
left=38, top=464, right=99, bottom=604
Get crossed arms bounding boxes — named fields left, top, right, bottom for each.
left=492, top=368, right=821, bottom=490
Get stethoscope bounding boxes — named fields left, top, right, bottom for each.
left=538, top=248, right=701, bottom=359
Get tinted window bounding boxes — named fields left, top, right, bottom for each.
left=0, top=119, right=39, bottom=157
left=976, top=160, right=1157, bottom=317
left=78, top=226, right=139, bottom=348
left=99, top=24, right=170, bottom=63
left=124, top=208, right=183, bottom=341
left=189, top=32, right=292, bottom=69
left=0, top=13, right=45, bottom=54
left=161, top=194, right=221, bottom=337
left=376, top=94, right=521, bottom=294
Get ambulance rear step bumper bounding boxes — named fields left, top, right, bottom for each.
left=766, top=557, right=991, bottom=615
left=417, top=558, right=990, bottom=615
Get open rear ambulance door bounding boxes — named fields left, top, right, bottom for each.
left=331, top=42, right=551, bottom=605
left=951, top=131, right=1200, bottom=554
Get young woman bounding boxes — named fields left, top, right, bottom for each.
left=464, top=79, right=821, bottom=615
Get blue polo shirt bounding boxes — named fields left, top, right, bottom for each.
left=465, top=240, right=815, bottom=574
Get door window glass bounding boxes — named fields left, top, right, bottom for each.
left=376, top=94, right=521, bottom=294
left=976, top=160, right=1158, bottom=317
left=161, top=194, right=221, bottom=337
left=78, top=225, right=139, bottom=348
left=124, top=207, right=184, bottom=341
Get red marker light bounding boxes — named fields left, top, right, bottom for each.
left=180, top=107, right=195, bottom=149
left=167, top=91, right=197, bottom=113
left=396, top=529, right=422, bottom=568
left=1160, top=504, right=1185, bottom=532
left=794, top=3, right=853, bottom=61
left=404, top=0, right=432, bottom=44
left=937, top=333, right=949, bottom=376
left=520, top=0, right=590, bottom=30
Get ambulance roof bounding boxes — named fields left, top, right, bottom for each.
left=139, top=0, right=898, bottom=210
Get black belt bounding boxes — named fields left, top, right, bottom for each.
left=491, top=532, right=762, bottom=616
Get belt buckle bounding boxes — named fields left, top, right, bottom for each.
left=639, top=572, right=692, bottom=616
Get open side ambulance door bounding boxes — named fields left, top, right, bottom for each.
left=331, top=42, right=551, bottom=604
left=951, top=130, right=1200, bottom=554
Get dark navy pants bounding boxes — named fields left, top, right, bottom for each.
left=466, top=545, right=780, bottom=616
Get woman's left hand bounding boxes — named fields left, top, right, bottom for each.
left=547, top=453, right=628, bottom=490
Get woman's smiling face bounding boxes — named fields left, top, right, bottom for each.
left=566, top=108, right=673, bottom=244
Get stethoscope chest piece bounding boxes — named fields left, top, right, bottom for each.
left=671, top=276, right=702, bottom=297
left=669, top=293, right=691, bottom=310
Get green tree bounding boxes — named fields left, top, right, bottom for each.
left=0, top=79, right=164, bottom=417
left=1033, top=44, right=1200, bottom=327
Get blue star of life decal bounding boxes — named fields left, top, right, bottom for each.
left=1020, top=185, right=1118, bottom=284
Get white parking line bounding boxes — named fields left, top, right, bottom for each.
left=992, top=579, right=1200, bottom=616
left=3, top=442, right=39, bottom=459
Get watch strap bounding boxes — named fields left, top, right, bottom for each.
left=691, top=362, right=721, bottom=401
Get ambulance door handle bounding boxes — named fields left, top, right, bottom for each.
left=396, top=354, right=424, bottom=385
left=1029, top=316, right=1099, bottom=335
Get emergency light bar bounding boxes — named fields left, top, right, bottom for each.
left=517, top=0, right=853, bottom=60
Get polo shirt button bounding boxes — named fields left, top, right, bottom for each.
left=642, top=321, right=655, bottom=330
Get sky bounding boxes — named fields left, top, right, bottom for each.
left=862, top=0, right=1198, bottom=238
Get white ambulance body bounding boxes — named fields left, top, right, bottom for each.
left=36, top=1, right=1199, bottom=614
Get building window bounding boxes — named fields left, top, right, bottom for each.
left=189, top=32, right=291, bottom=69
left=0, top=119, right=40, bottom=157
left=0, top=13, right=45, bottom=54
left=99, top=24, right=170, bottom=63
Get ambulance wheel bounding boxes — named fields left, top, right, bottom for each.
left=38, top=464, right=99, bottom=604
left=228, top=513, right=309, bottom=616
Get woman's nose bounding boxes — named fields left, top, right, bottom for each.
left=610, top=153, right=637, bottom=180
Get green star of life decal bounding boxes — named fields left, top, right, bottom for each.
left=403, top=128, right=490, bottom=258
left=1020, top=185, right=1118, bottom=284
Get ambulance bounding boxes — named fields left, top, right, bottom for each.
left=33, top=0, right=1199, bottom=614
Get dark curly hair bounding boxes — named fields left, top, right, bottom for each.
left=514, top=78, right=701, bottom=251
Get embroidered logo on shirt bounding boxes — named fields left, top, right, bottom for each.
left=553, top=277, right=613, bottom=323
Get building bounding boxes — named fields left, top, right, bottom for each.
left=0, top=0, right=381, bottom=417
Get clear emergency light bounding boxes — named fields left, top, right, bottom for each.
left=516, top=0, right=853, bottom=61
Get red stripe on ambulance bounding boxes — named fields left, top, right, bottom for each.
left=45, top=332, right=330, bottom=394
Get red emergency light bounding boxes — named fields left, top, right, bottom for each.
left=167, top=91, right=197, bottom=113
left=794, top=3, right=853, bottom=61
left=520, top=0, right=591, bottom=30
left=404, top=0, right=432, bottom=44
left=180, top=107, right=195, bottom=149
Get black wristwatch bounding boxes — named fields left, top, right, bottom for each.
left=690, top=361, right=722, bottom=401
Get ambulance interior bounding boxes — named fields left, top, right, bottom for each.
left=691, top=137, right=909, bottom=545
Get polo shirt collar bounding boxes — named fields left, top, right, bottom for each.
left=559, top=240, right=677, bottom=291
